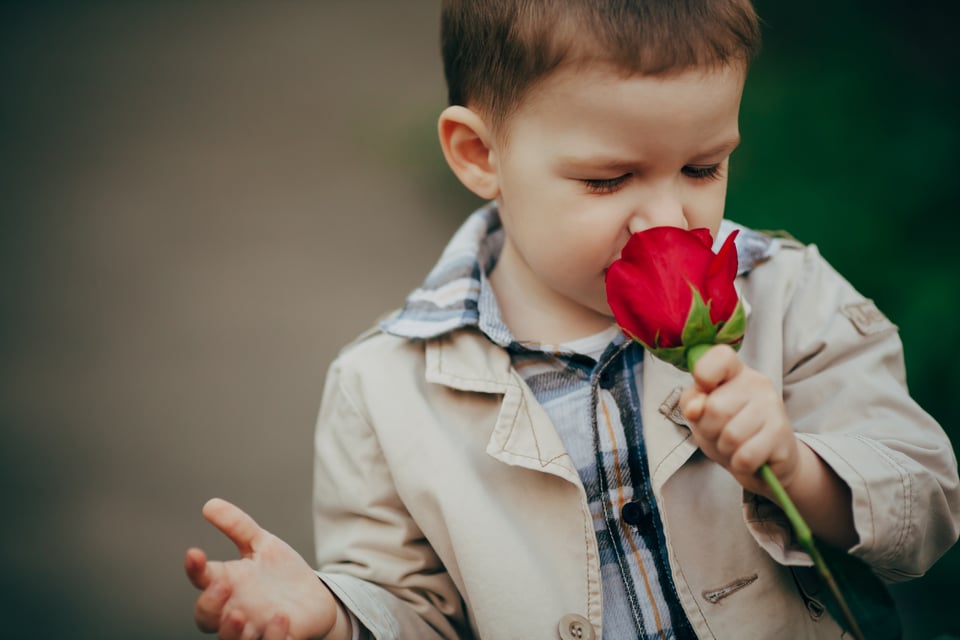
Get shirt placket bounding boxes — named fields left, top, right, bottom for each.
left=589, top=343, right=653, bottom=637
left=591, top=342, right=700, bottom=640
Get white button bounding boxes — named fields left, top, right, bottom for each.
left=558, top=613, right=596, bottom=640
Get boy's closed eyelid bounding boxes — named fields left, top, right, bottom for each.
left=682, top=164, right=724, bottom=181
left=581, top=173, right=632, bottom=194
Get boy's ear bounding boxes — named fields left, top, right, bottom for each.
left=437, top=106, right=500, bottom=200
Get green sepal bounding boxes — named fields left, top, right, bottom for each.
left=715, top=299, right=747, bottom=346
left=680, top=285, right=719, bottom=347
left=649, top=345, right=691, bottom=371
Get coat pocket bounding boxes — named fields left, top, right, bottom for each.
left=790, top=566, right=828, bottom=622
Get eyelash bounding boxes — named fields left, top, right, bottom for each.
left=682, top=165, right=724, bottom=181
left=582, top=175, right=630, bottom=194
left=581, top=164, right=724, bottom=194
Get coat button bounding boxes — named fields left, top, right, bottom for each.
left=621, top=500, right=644, bottom=526
left=558, top=613, right=596, bottom=640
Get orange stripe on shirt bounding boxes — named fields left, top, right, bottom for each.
left=599, top=393, right=667, bottom=640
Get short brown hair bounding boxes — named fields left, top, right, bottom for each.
left=441, top=0, right=760, bottom=131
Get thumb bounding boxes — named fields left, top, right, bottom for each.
left=202, top=497, right=264, bottom=557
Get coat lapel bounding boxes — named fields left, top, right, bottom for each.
left=424, top=330, right=580, bottom=484
left=641, top=285, right=753, bottom=491
left=641, top=354, right=699, bottom=491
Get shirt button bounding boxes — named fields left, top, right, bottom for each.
left=621, top=500, right=644, bottom=526
left=558, top=613, right=596, bottom=640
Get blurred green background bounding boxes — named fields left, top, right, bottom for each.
left=734, top=2, right=960, bottom=634
left=0, top=1, right=956, bottom=638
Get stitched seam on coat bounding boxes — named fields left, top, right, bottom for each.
left=650, top=433, right=695, bottom=481
left=435, top=340, right=568, bottom=467
left=582, top=483, right=599, bottom=633
left=434, top=338, right=510, bottom=390
left=852, top=433, right=912, bottom=563
left=668, top=548, right=716, bottom=638
left=489, top=380, right=570, bottom=468
left=799, top=433, right=876, bottom=554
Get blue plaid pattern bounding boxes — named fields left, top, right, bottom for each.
left=382, top=203, right=775, bottom=639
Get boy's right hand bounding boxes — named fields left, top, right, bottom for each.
left=184, top=498, right=345, bottom=640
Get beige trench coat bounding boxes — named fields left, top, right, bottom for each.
left=313, top=241, right=960, bottom=639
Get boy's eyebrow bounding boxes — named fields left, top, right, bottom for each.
left=557, top=137, right=742, bottom=171
left=693, top=136, right=741, bottom=160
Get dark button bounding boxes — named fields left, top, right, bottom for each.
left=621, top=500, right=644, bottom=526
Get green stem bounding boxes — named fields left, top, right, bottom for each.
left=685, top=343, right=714, bottom=371
left=758, top=466, right=864, bottom=640
left=686, top=345, right=865, bottom=640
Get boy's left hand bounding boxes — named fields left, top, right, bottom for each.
left=678, top=344, right=801, bottom=497
left=678, top=344, right=859, bottom=550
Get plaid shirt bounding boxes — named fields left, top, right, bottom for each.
left=383, top=203, right=775, bottom=639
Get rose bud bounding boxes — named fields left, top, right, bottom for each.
left=605, top=226, right=746, bottom=371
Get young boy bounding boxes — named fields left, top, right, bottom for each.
left=185, top=1, right=960, bottom=638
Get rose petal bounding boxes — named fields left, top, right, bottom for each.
left=607, top=260, right=690, bottom=347
left=705, top=230, right=740, bottom=322
left=689, top=227, right=714, bottom=249
left=607, top=227, right=718, bottom=347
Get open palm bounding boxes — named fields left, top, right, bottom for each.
left=185, top=498, right=338, bottom=640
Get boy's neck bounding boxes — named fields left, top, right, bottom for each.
left=489, top=251, right=615, bottom=345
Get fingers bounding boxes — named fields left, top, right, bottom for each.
left=219, top=609, right=247, bottom=640
left=729, top=423, right=781, bottom=475
left=714, top=404, right=764, bottom=459
left=202, top=607, right=291, bottom=640
left=679, top=385, right=706, bottom=422
left=185, top=547, right=210, bottom=589
left=691, top=344, right=743, bottom=393
left=194, top=581, right=232, bottom=633
left=682, top=381, right=748, bottom=441
left=203, top=498, right=264, bottom=557
left=680, top=344, right=744, bottom=423
left=186, top=547, right=228, bottom=595
left=239, top=619, right=260, bottom=640
left=263, top=614, right=292, bottom=640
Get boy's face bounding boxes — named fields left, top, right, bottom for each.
left=488, top=64, right=745, bottom=340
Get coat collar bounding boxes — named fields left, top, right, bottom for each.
left=381, top=203, right=777, bottom=343
left=422, top=326, right=702, bottom=488
left=423, top=329, right=582, bottom=483
left=397, top=205, right=776, bottom=484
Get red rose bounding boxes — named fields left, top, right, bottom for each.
left=605, top=226, right=745, bottom=370
left=605, top=226, right=884, bottom=638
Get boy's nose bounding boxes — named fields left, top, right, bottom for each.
left=627, top=194, right=686, bottom=234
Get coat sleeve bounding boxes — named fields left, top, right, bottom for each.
left=312, top=353, right=468, bottom=639
left=746, top=243, right=960, bottom=581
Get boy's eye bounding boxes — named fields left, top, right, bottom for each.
left=582, top=174, right=631, bottom=194
left=682, top=164, right=723, bottom=181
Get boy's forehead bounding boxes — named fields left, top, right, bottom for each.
left=490, top=62, right=745, bottom=155
left=515, top=62, right=746, bottom=119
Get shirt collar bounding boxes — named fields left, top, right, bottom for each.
left=381, top=202, right=508, bottom=342
left=381, top=202, right=778, bottom=342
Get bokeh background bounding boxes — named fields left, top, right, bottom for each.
left=1, top=1, right=957, bottom=638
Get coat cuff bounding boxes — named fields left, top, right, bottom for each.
left=742, top=433, right=912, bottom=575
left=317, top=571, right=451, bottom=640
left=317, top=572, right=399, bottom=640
